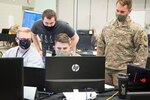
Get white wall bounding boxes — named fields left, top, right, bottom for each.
left=90, top=0, right=107, bottom=33
left=146, top=0, right=150, bottom=9
left=57, top=0, right=74, bottom=27
left=130, top=11, right=146, bottom=28
left=107, top=0, right=116, bottom=22
left=34, top=0, right=56, bottom=12
left=57, top=0, right=108, bottom=33
left=0, top=2, right=22, bottom=32
left=145, top=10, right=150, bottom=25
left=0, top=0, right=34, bottom=8
left=0, top=0, right=149, bottom=33
left=132, top=0, right=145, bottom=10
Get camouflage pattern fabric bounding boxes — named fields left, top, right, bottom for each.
left=55, top=50, right=81, bottom=56
left=97, top=16, right=148, bottom=70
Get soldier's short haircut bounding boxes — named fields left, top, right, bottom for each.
left=55, top=33, right=71, bottom=44
left=116, top=0, right=132, bottom=9
left=42, top=9, right=57, bottom=20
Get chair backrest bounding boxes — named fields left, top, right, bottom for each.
left=76, top=30, right=93, bottom=51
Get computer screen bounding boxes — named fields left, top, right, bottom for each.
left=22, top=10, right=42, bottom=29
left=0, top=58, right=23, bottom=100
left=24, top=67, right=45, bottom=91
left=45, top=56, right=105, bottom=93
left=127, top=64, right=150, bottom=92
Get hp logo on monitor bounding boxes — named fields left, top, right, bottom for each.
left=72, top=64, right=80, bottom=72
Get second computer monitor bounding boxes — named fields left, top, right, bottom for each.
left=24, top=67, right=45, bottom=91
left=0, top=58, right=23, bottom=100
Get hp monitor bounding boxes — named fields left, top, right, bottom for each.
left=45, top=56, right=105, bottom=93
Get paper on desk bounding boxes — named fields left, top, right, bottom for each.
left=24, top=86, right=37, bottom=100
left=105, top=84, right=115, bottom=89
left=63, top=91, right=97, bottom=100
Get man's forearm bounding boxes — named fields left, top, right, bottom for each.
left=70, top=33, right=79, bottom=51
left=32, top=34, right=42, bottom=52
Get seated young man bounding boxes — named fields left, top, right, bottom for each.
left=2, top=27, right=44, bottom=68
left=54, top=33, right=80, bottom=56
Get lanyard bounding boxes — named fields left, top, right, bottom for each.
left=16, top=47, right=29, bottom=57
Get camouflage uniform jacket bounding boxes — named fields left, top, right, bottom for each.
left=55, top=51, right=81, bottom=56
left=97, top=16, right=148, bottom=70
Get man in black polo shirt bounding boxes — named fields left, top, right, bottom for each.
left=31, top=9, right=79, bottom=57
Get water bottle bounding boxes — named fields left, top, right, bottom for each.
left=118, top=73, right=128, bottom=99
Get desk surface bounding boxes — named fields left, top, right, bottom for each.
left=37, top=91, right=150, bottom=100
left=36, top=91, right=122, bottom=100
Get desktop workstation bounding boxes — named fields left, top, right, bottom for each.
left=0, top=38, right=150, bottom=100
left=0, top=56, right=106, bottom=100
left=32, top=56, right=150, bottom=100
left=1, top=56, right=150, bottom=100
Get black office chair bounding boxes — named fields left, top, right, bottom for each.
left=77, top=30, right=94, bottom=51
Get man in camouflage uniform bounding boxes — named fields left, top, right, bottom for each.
left=97, top=0, right=148, bottom=86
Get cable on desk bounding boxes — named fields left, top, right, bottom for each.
left=106, top=91, right=118, bottom=100
left=36, top=91, right=54, bottom=100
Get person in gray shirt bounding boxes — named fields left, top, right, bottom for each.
left=31, top=9, right=79, bottom=57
